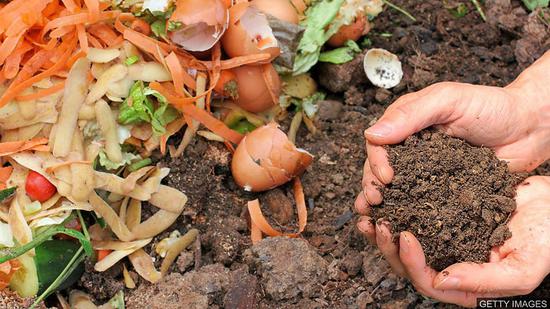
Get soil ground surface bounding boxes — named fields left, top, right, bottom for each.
left=49, top=0, right=550, bottom=308
left=371, top=130, right=524, bottom=271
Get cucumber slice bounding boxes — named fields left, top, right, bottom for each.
left=9, top=252, right=39, bottom=297
left=35, top=240, right=84, bottom=294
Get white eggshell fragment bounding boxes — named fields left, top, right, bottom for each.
left=363, top=48, right=403, bottom=89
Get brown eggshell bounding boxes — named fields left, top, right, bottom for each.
left=290, top=0, right=307, bottom=14
left=169, top=0, right=229, bottom=52
left=221, top=3, right=280, bottom=60
left=327, top=14, right=370, bottom=48
left=232, top=64, right=281, bottom=113
left=231, top=123, right=314, bottom=192
left=250, top=0, right=299, bottom=24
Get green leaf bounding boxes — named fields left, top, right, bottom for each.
left=319, top=40, right=361, bottom=64
left=167, top=20, right=183, bottom=31
left=449, top=3, right=468, bottom=18
left=118, top=81, right=180, bottom=135
left=0, top=222, right=93, bottom=264
left=128, top=158, right=152, bottom=172
left=230, top=120, right=256, bottom=134
left=125, top=55, right=139, bottom=65
left=35, top=240, right=85, bottom=294
left=0, top=187, right=16, bottom=203
left=151, top=19, right=167, bottom=39
left=293, top=0, right=345, bottom=74
left=522, top=0, right=549, bottom=11
left=98, top=150, right=141, bottom=170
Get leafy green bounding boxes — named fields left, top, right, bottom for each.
left=281, top=92, right=326, bottom=118
left=167, top=20, right=183, bottom=31
left=151, top=20, right=168, bottom=39
left=0, top=219, right=92, bottom=264
left=230, top=120, right=257, bottom=134
left=0, top=187, right=16, bottom=203
left=118, top=81, right=180, bottom=135
left=125, top=55, right=139, bottom=65
left=319, top=40, right=361, bottom=64
left=522, top=0, right=549, bottom=11
left=98, top=150, right=141, bottom=171
left=35, top=240, right=84, bottom=294
left=449, top=3, right=468, bottom=18
left=293, top=0, right=345, bottom=74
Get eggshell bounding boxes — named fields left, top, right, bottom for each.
left=327, top=14, right=370, bottom=48
left=221, top=3, right=280, bottom=60
left=231, top=123, right=313, bottom=192
left=168, top=0, right=229, bottom=52
left=363, top=48, right=403, bottom=89
left=232, top=64, right=281, bottom=113
left=250, top=0, right=299, bottom=24
left=290, top=0, right=307, bottom=14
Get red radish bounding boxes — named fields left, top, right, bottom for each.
left=25, top=171, right=57, bottom=202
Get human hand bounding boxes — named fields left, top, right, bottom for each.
left=357, top=176, right=550, bottom=307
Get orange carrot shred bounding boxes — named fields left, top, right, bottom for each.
left=0, top=138, right=49, bottom=157
left=248, top=178, right=307, bottom=241
left=15, top=80, right=65, bottom=101
left=76, top=24, right=89, bottom=52
left=0, top=166, right=14, bottom=184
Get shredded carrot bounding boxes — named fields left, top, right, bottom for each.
left=0, top=138, right=49, bottom=157
left=96, top=249, right=112, bottom=262
left=87, top=33, right=104, bottom=48
left=202, top=53, right=272, bottom=70
left=45, top=160, right=92, bottom=173
left=0, top=260, right=21, bottom=290
left=15, top=81, right=65, bottom=101
left=66, top=50, right=86, bottom=69
left=83, top=0, right=100, bottom=22
left=76, top=24, right=89, bottom=53
left=88, top=23, right=119, bottom=46
left=159, top=135, right=168, bottom=155
left=165, top=52, right=196, bottom=94
left=0, top=166, right=14, bottom=188
left=248, top=178, right=307, bottom=243
left=130, top=19, right=151, bottom=36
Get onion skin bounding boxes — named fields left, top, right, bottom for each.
left=221, top=3, right=280, bottom=61
left=250, top=0, right=299, bottom=24
left=231, top=123, right=313, bottom=192
left=232, top=64, right=280, bottom=113
left=327, top=14, right=370, bottom=48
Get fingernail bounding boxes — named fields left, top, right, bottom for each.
left=400, top=232, right=410, bottom=253
left=434, top=275, right=461, bottom=290
left=375, top=218, right=385, bottom=234
left=357, top=219, right=372, bottom=233
left=375, top=166, right=392, bottom=185
left=365, top=123, right=393, bottom=139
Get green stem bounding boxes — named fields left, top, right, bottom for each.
left=128, top=158, right=152, bottom=172
left=382, top=0, right=417, bottom=22
left=471, top=0, right=487, bottom=21
left=77, top=210, right=90, bottom=240
left=0, top=226, right=92, bottom=263
left=30, top=247, right=85, bottom=309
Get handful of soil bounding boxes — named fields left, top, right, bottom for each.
left=371, top=130, right=526, bottom=271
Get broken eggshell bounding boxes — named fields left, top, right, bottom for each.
left=250, top=0, right=300, bottom=24
left=231, top=123, right=313, bottom=192
left=168, top=0, right=229, bottom=52
left=363, top=48, right=403, bottom=89
left=221, top=2, right=280, bottom=61
left=232, top=63, right=281, bottom=113
left=327, top=14, right=371, bottom=47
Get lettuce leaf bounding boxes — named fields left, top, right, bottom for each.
left=118, top=81, right=180, bottom=135
left=319, top=40, right=361, bottom=64
left=293, top=0, right=344, bottom=75
left=98, top=151, right=141, bottom=170
left=521, top=0, right=549, bottom=10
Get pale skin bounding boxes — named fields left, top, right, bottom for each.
left=355, top=50, right=550, bottom=307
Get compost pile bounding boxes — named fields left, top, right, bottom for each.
left=371, top=130, right=526, bottom=271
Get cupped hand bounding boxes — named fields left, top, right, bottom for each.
left=356, top=81, right=550, bottom=214
left=357, top=176, right=550, bottom=307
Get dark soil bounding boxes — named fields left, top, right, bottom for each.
left=371, top=130, right=524, bottom=271
left=72, top=0, right=550, bottom=308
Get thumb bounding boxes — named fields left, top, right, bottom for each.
left=433, top=259, right=533, bottom=294
left=365, top=82, right=462, bottom=145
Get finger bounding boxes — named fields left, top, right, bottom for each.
left=362, top=160, right=383, bottom=205
left=357, top=216, right=376, bottom=244
left=433, top=255, right=543, bottom=295
left=375, top=220, right=406, bottom=277
left=354, top=191, right=370, bottom=215
left=366, top=142, right=393, bottom=185
left=364, top=82, right=462, bottom=145
left=398, top=232, right=488, bottom=307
